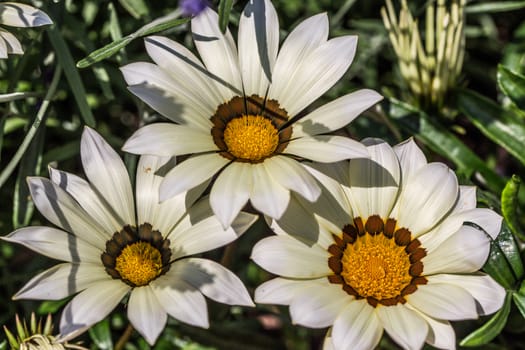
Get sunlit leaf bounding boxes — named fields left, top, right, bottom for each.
left=118, top=0, right=149, bottom=19
left=457, top=88, right=525, bottom=166
left=501, top=175, right=525, bottom=240
left=77, top=17, right=189, bottom=68
left=498, top=64, right=525, bottom=110
left=89, top=319, right=113, bottom=350
left=387, top=98, right=505, bottom=193
left=460, top=292, right=512, bottom=346
left=466, top=1, right=525, bottom=13
left=512, top=287, right=525, bottom=320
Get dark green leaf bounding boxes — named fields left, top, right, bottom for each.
left=460, top=292, right=512, bottom=346
left=498, top=65, right=525, bottom=110
left=89, top=319, right=113, bottom=350
left=218, top=0, right=234, bottom=34
left=501, top=175, right=525, bottom=240
left=387, top=98, right=506, bottom=193
left=47, top=26, right=96, bottom=127
left=466, top=1, right=525, bottom=13
left=457, top=88, right=525, bottom=166
left=483, top=222, right=523, bottom=289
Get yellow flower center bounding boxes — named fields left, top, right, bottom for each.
left=341, top=234, right=412, bottom=300
left=210, top=95, right=292, bottom=163
left=115, top=242, right=163, bottom=286
left=101, top=224, right=171, bottom=287
left=223, top=115, right=279, bottom=161
left=328, top=215, right=427, bottom=307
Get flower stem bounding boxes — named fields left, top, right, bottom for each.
left=0, top=66, right=61, bottom=189
left=115, top=323, right=134, bottom=350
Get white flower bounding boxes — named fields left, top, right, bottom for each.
left=251, top=138, right=506, bottom=350
left=0, top=2, right=52, bottom=58
left=3, top=127, right=256, bottom=345
left=120, top=0, right=383, bottom=228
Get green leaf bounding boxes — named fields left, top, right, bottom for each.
left=387, top=98, right=506, bottom=194
left=118, top=0, right=149, bottom=19
left=12, top=117, right=45, bottom=229
left=47, top=25, right=96, bottom=127
left=89, top=319, right=113, bottom=350
left=77, top=16, right=189, bottom=68
left=460, top=292, right=512, bottom=346
left=501, top=175, right=525, bottom=240
left=457, top=88, right=525, bottom=166
left=37, top=298, right=69, bottom=314
left=218, top=0, right=234, bottom=33
left=498, top=65, right=525, bottom=110
left=466, top=1, right=525, bottom=13
left=512, top=288, right=525, bottom=320
left=483, top=222, right=523, bottom=289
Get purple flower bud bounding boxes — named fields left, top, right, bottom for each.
left=179, top=0, right=209, bottom=16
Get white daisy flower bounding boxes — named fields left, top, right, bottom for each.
left=251, top=138, right=506, bottom=350
left=0, top=2, right=52, bottom=58
left=2, top=127, right=256, bottom=345
left=121, top=0, right=383, bottom=227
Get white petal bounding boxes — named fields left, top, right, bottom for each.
left=238, top=0, right=279, bottom=96
left=123, top=123, right=216, bottom=156
left=170, top=258, right=254, bottom=306
left=250, top=162, right=290, bottom=219
left=128, top=286, right=167, bottom=345
left=0, top=2, right=52, bottom=27
left=152, top=277, right=209, bottom=328
left=332, top=300, right=383, bottom=350
left=59, top=280, right=129, bottom=337
left=251, top=236, right=331, bottom=278
left=463, top=208, right=502, bottom=239
left=14, top=263, right=109, bottom=300
left=134, top=155, right=188, bottom=235
left=49, top=167, right=123, bottom=233
left=410, top=308, right=456, bottom=350
left=81, top=127, right=135, bottom=227
left=3, top=227, right=100, bottom=263
left=285, top=135, right=369, bottom=162
left=270, top=35, right=357, bottom=117
left=290, top=284, right=350, bottom=328
left=428, top=273, right=506, bottom=316
left=407, top=283, right=478, bottom=320
left=160, top=154, right=229, bottom=201
left=348, top=138, right=400, bottom=219
left=377, top=305, right=428, bottom=350
left=144, top=35, right=224, bottom=118
left=27, top=177, right=108, bottom=249
left=169, top=216, right=242, bottom=260
left=191, top=7, right=242, bottom=98
left=294, top=90, right=383, bottom=137
left=0, top=34, right=7, bottom=58
left=454, top=185, right=477, bottom=213
left=264, top=156, right=321, bottom=202
left=268, top=195, right=330, bottom=247
left=255, top=277, right=326, bottom=305
left=121, top=62, right=212, bottom=131
left=0, top=28, right=22, bottom=55
left=423, top=225, right=490, bottom=274
left=210, top=162, right=252, bottom=228
left=393, top=162, right=458, bottom=236
left=269, top=13, right=329, bottom=112
left=393, top=138, right=427, bottom=181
